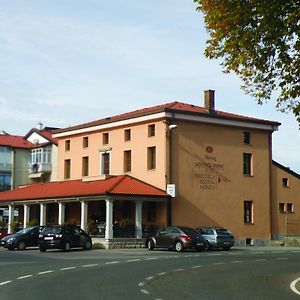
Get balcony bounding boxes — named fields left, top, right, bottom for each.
left=29, top=163, right=52, bottom=178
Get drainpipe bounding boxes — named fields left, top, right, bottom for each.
left=11, top=149, right=15, bottom=189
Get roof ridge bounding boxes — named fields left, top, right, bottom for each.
left=107, top=175, right=127, bottom=193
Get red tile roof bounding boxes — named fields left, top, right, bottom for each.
left=54, top=101, right=280, bottom=134
left=0, top=175, right=168, bottom=203
left=24, top=128, right=58, bottom=145
left=0, top=135, right=33, bottom=149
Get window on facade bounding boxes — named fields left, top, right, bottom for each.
left=83, top=137, right=89, bottom=148
left=0, top=172, right=11, bottom=191
left=279, top=203, right=285, bottom=213
left=147, top=202, right=156, bottom=222
left=244, top=200, right=253, bottom=224
left=282, top=178, right=289, bottom=188
left=82, top=156, right=89, bottom=177
left=147, top=146, right=156, bottom=170
left=0, top=146, right=12, bottom=167
left=64, top=159, right=71, bottom=179
left=30, top=147, right=51, bottom=165
left=287, top=203, right=294, bottom=213
left=243, top=153, right=252, bottom=175
left=124, top=150, right=131, bottom=172
left=101, top=152, right=110, bottom=175
left=148, top=124, right=155, bottom=137
left=65, top=140, right=70, bottom=151
left=103, top=133, right=109, bottom=145
left=124, top=129, right=131, bottom=141
left=243, top=131, right=250, bottom=144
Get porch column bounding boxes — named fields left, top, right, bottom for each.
left=40, top=203, right=47, bottom=226
left=80, top=201, right=88, bottom=231
left=105, top=199, right=113, bottom=239
left=135, top=201, right=143, bottom=239
left=58, top=202, right=65, bottom=225
left=23, top=204, right=30, bottom=228
left=8, top=204, right=14, bottom=234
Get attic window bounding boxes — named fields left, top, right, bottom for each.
left=65, top=140, right=70, bottom=151
left=282, top=178, right=289, bottom=188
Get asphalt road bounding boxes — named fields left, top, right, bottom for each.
left=0, top=246, right=300, bottom=299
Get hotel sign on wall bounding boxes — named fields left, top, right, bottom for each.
left=193, top=146, right=230, bottom=190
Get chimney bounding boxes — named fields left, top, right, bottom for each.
left=204, top=90, right=215, bottom=113
left=37, top=122, right=44, bottom=130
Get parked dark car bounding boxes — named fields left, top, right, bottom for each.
left=38, top=224, right=92, bottom=252
left=146, top=226, right=206, bottom=252
left=196, top=227, right=234, bottom=250
left=0, top=226, right=42, bottom=250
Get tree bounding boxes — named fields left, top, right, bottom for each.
left=194, top=0, right=300, bottom=124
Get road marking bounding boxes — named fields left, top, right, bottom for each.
left=275, top=257, right=288, bottom=260
left=138, top=282, right=144, bottom=287
left=17, top=275, right=33, bottom=280
left=38, top=270, right=54, bottom=275
left=146, top=276, right=154, bottom=280
left=254, top=259, right=267, bottom=262
left=173, top=268, right=184, bottom=272
left=231, top=260, right=243, bottom=263
left=140, top=289, right=150, bottom=295
left=0, top=281, right=12, bottom=286
left=191, top=265, right=202, bottom=269
left=251, top=252, right=265, bottom=254
left=126, top=259, right=141, bottom=262
left=290, top=278, right=300, bottom=295
left=207, top=253, right=222, bottom=256
left=82, top=264, right=98, bottom=267
left=105, top=261, right=120, bottom=265
left=60, top=267, right=77, bottom=271
left=145, top=257, right=158, bottom=260
left=158, top=272, right=166, bottom=276
left=213, top=262, right=225, bottom=265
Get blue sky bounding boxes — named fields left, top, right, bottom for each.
left=0, top=0, right=299, bottom=172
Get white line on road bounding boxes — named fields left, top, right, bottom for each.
left=38, top=270, right=54, bottom=275
left=145, top=257, right=158, bottom=260
left=254, top=259, right=267, bottom=262
left=146, top=276, right=154, bottom=280
left=173, top=268, right=184, bottom=272
left=251, top=252, right=265, bottom=255
left=213, top=262, right=225, bottom=265
left=158, top=272, right=166, bottom=276
left=138, top=282, right=144, bottom=287
left=105, top=261, right=120, bottom=265
left=140, top=289, right=150, bottom=295
left=191, top=265, right=202, bottom=269
left=275, top=257, right=288, bottom=260
left=290, top=278, right=300, bottom=295
left=17, top=275, right=33, bottom=280
left=231, top=260, right=243, bottom=263
left=82, top=264, right=98, bottom=267
left=126, top=259, right=141, bottom=262
left=0, top=281, right=12, bottom=286
left=60, top=267, right=77, bottom=271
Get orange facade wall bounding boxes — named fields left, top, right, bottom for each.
left=271, top=164, right=300, bottom=239
left=170, top=120, right=272, bottom=243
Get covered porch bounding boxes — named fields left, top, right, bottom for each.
left=0, top=175, right=170, bottom=249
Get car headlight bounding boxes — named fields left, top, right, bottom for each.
left=7, top=237, right=15, bottom=243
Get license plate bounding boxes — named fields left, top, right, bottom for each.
left=44, top=237, right=53, bottom=240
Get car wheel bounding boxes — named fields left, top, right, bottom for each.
left=147, top=240, right=154, bottom=251
left=83, top=240, right=92, bottom=250
left=205, top=241, right=212, bottom=250
left=174, top=241, right=184, bottom=252
left=64, top=241, right=71, bottom=252
left=17, top=241, right=26, bottom=250
left=196, top=246, right=204, bottom=252
left=39, top=246, right=47, bottom=252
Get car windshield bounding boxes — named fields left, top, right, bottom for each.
left=181, top=227, right=199, bottom=237
left=15, top=227, right=35, bottom=235
left=42, top=226, right=62, bottom=234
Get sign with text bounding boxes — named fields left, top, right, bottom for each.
left=167, top=184, right=176, bottom=197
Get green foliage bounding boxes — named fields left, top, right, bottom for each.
left=27, top=219, right=38, bottom=226
left=194, top=0, right=300, bottom=124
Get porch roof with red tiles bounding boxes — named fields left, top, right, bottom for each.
left=54, top=101, right=280, bottom=134
left=0, top=135, right=33, bottom=149
left=0, top=175, right=169, bottom=203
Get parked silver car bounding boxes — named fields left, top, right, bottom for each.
left=196, top=227, right=234, bottom=250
